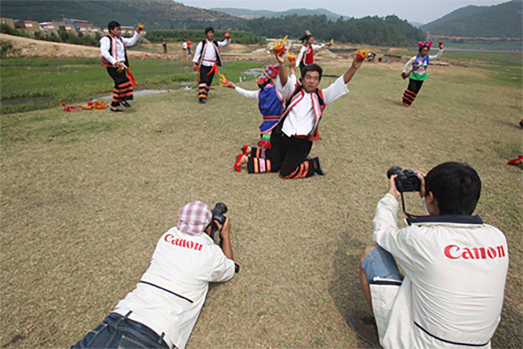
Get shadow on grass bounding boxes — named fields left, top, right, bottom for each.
left=329, top=230, right=373, bottom=348
left=383, top=97, right=404, bottom=108
left=492, top=118, right=522, bottom=130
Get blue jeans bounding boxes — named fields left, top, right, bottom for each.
left=362, top=246, right=404, bottom=284
left=72, top=312, right=170, bottom=349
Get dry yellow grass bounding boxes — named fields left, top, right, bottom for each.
left=1, top=60, right=521, bottom=348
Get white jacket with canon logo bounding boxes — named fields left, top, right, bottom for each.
left=371, top=193, right=509, bottom=348
left=113, top=228, right=235, bottom=349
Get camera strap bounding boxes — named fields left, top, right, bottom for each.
left=400, top=192, right=425, bottom=220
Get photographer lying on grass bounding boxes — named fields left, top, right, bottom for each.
left=351, top=162, right=509, bottom=348
left=72, top=201, right=236, bottom=349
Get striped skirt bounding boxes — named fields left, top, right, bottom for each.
left=107, top=67, right=133, bottom=107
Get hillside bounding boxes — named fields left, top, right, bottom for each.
left=211, top=7, right=350, bottom=21
left=421, top=0, right=523, bottom=37
left=0, top=0, right=241, bottom=29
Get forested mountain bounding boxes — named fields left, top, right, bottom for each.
left=1, top=0, right=425, bottom=46
left=245, top=15, right=425, bottom=46
left=0, top=0, right=241, bottom=29
left=422, top=0, right=522, bottom=37
left=211, top=7, right=350, bottom=21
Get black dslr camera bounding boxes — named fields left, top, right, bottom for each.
left=387, top=166, right=421, bottom=193
left=208, top=202, right=240, bottom=273
left=209, top=202, right=227, bottom=240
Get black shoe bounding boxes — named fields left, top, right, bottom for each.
left=110, top=108, right=124, bottom=113
left=348, top=309, right=381, bottom=348
left=312, top=157, right=324, bottom=175
left=199, top=98, right=207, bottom=104
left=120, top=101, right=131, bottom=108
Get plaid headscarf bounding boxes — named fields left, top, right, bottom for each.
left=177, top=201, right=212, bottom=236
left=263, top=64, right=280, bottom=80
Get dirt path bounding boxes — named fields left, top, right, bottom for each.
left=0, top=33, right=181, bottom=60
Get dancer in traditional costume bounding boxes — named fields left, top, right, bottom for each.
left=100, top=21, right=142, bottom=113
left=225, top=64, right=291, bottom=169
left=296, top=30, right=332, bottom=77
left=401, top=41, right=444, bottom=107
left=192, top=28, right=231, bottom=103
left=234, top=51, right=364, bottom=179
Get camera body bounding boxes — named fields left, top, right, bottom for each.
left=387, top=166, right=421, bottom=193
left=209, top=202, right=228, bottom=239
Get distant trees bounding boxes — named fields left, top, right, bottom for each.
left=146, top=29, right=263, bottom=44
left=243, top=14, right=425, bottom=46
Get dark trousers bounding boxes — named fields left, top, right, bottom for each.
left=402, top=78, right=423, bottom=106
left=248, top=133, right=315, bottom=179
left=107, top=67, right=133, bottom=107
left=71, top=312, right=170, bottom=349
left=198, top=65, right=215, bottom=99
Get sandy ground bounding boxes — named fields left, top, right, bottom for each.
left=0, top=33, right=366, bottom=63
left=0, top=33, right=182, bottom=60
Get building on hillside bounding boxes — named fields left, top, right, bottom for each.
left=102, top=26, right=146, bottom=36
left=55, top=20, right=76, bottom=33
left=15, top=20, right=41, bottom=32
left=0, top=18, right=15, bottom=28
left=39, top=22, right=59, bottom=34
left=121, top=26, right=137, bottom=36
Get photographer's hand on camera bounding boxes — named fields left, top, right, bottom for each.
left=415, top=171, right=426, bottom=198
left=388, top=175, right=401, bottom=200
left=215, top=214, right=234, bottom=261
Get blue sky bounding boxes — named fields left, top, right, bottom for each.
left=179, top=0, right=509, bottom=24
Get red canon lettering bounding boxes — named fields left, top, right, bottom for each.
left=164, top=234, right=202, bottom=252
left=487, top=247, right=497, bottom=259
left=164, top=234, right=174, bottom=244
left=444, top=245, right=460, bottom=259
left=444, top=244, right=507, bottom=260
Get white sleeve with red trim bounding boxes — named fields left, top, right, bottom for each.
left=321, top=76, right=349, bottom=105
left=312, top=44, right=325, bottom=51
left=234, top=86, right=259, bottom=100
left=276, top=74, right=297, bottom=100
left=100, top=37, right=116, bottom=66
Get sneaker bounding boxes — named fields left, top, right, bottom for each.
left=348, top=309, right=381, bottom=348
left=110, top=108, right=124, bottom=113
left=120, top=101, right=131, bottom=108
left=199, top=98, right=207, bottom=104
left=312, top=157, right=324, bottom=175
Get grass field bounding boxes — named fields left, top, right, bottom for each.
left=1, top=57, right=522, bottom=348
left=0, top=58, right=262, bottom=115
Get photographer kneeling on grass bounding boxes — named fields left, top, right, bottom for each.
left=72, top=201, right=237, bottom=349
left=351, top=162, right=509, bottom=348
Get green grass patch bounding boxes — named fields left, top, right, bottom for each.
left=0, top=58, right=263, bottom=114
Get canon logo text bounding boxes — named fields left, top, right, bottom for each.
left=164, top=234, right=203, bottom=251
left=444, top=244, right=506, bottom=260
